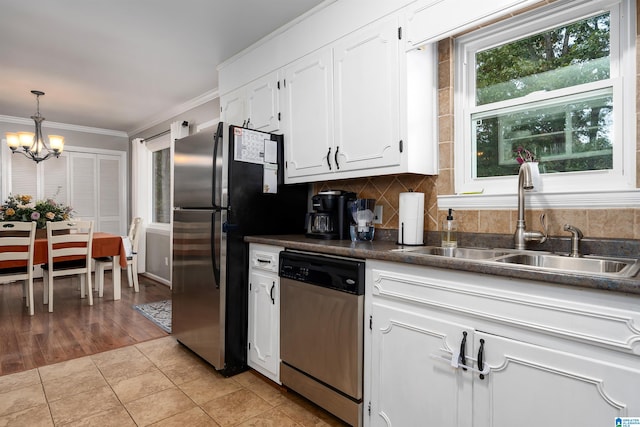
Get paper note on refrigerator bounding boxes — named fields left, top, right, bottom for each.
left=264, top=139, right=277, bottom=164
left=233, top=127, right=265, bottom=164
left=263, top=163, right=278, bottom=194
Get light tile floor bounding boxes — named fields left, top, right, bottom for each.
left=0, top=336, right=348, bottom=426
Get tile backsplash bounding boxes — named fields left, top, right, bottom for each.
left=314, top=174, right=438, bottom=232
left=314, top=178, right=640, bottom=240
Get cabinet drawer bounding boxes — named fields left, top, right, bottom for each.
left=367, top=260, right=640, bottom=356
left=250, top=244, right=283, bottom=273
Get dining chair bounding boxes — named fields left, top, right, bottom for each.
left=42, top=220, right=94, bottom=312
left=95, top=217, right=142, bottom=297
left=0, top=221, right=37, bottom=316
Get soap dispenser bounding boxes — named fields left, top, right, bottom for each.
left=441, top=209, right=458, bottom=248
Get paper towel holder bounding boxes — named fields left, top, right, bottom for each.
left=397, top=191, right=426, bottom=246
left=398, top=222, right=426, bottom=246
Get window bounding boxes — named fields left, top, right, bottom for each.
left=145, top=133, right=171, bottom=226
left=453, top=0, right=635, bottom=200
left=152, top=148, right=171, bottom=223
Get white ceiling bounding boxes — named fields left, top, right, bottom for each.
left=0, top=0, right=326, bottom=135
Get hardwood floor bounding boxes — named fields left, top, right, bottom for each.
left=0, top=271, right=171, bottom=377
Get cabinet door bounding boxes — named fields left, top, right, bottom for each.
left=282, top=48, right=334, bottom=182
left=369, top=300, right=473, bottom=427
left=473, top=332, right=640, bottom=426
left=333, top=16, right=401, bottom=173
left=220, top=87, right=246, bottom=128
left=245, top=71, right=280, bottom=132
left=247, top=270, right=280, bottom=382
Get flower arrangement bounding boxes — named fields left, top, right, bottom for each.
left=514, top=146, right=537, bottom=164
left=0, top=194, right=73, bottom=229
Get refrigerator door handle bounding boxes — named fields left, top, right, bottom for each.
left=212, top=211, right=221, bottom=289
left=213, top=121, right=224, bottom=209
left=222, top=222, right=239, bottom=233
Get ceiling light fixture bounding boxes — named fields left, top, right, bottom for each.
left=5, top=90, right=64, bottom=163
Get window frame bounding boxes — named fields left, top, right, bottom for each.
left=449, top=0, right=636, bottom=208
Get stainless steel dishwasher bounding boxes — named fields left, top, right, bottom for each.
left=279, top=250, right=365, bottom=427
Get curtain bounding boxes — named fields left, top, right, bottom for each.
left=131, top=137, right=147, bottom=274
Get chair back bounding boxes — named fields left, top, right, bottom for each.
left=0, top=221, right=37, bottom=280
left=128, top=217, right=143, bottom=255
left=46, top=220, right=94, bottom=268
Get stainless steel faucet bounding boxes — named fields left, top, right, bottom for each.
left=563, top=224, right=583, bottom=257
left=514, top=162, right=547, bottom=250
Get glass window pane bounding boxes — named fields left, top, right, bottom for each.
left=152, top=148, right=171, bottom=223
left=474, top=90, right=613, bottom=178
left=476, top=12, right=610, bottom=106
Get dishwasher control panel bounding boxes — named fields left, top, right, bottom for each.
left=279, top=250, right=364, bottom=295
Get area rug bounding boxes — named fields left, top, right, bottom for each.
left=134, top=300, right=172, bottom=333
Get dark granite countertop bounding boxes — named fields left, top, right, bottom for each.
left=245, top=234, right=640, bottom=296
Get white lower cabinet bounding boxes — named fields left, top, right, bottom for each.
left=473, top=331, right=640, bottom=426
left=364, top=260, right=640, bottom=426
left=247, top=244, right=283, bottom=383
left=369, top=301, right=473, bottom=426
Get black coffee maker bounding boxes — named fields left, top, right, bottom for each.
left=306, top=190, right=356, bottom=239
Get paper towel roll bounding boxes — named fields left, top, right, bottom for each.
left=398, top=192, right=424, bottom=245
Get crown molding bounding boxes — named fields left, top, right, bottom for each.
left=127, top=88, right=219, bottom=136
left=0, top=115, right=128, bottom=138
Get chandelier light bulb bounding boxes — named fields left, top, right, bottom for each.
left=48, top=135, right=64, bottom=153
left=18, top=131, right=34, bottom=147
left=5, top=133, right=20, bottom=149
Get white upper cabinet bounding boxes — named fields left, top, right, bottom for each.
left=284, top=14, right=437, bottom=184
left=282, top=48, right=334, bottom=180
left=220, top=87, right=246, bottom=128
left=220, top=4, right=441, bottom=184
left=405, top=0, right=540, bottom=48
left=246, top=73, right=280, bottom=132
left=333, top=16, right=402, bottom=174
left=220, top=71, right=280, bottom=132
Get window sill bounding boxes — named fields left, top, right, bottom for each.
left=438, top=189, right=640, bottom=210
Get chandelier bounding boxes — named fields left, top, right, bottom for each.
left=5, top=90, right=64, bottom=163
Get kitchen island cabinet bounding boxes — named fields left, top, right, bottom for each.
left=247, top=243, right=283, bottom=383
left=365, top=260, right=640, bottom=426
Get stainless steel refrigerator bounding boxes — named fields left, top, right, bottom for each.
left=172, top=122, right=308, bottom=376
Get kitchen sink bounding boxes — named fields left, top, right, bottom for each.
left=390, top=246, right=640, bottom=278
left=495, top=253, right=640, bottom=277
left=392, top=246, right=512, bottom=260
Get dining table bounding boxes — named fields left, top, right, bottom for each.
left=0, top=231, right=128, bottom=300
